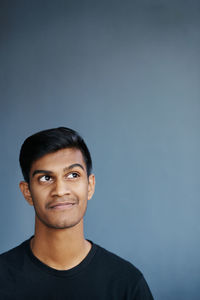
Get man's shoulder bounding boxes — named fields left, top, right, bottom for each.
left=92, top=243, right=154, bottom=298
left=93, top=243, right=142, bottom=281
left=0, top=239, right=29, bottom=268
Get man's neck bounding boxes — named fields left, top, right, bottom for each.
left=31, top=220, right=91, bottom=270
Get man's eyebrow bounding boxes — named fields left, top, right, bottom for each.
left=32, top=164, right=85, bottom=178
left=63, top=163, right=85, bottom=172
left=32, top=170, right=53, bottom=178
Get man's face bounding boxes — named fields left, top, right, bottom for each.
left=20, top=148, right=95, bottom=230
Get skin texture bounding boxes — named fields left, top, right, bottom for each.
left=19, top=148, right=95, bottom=270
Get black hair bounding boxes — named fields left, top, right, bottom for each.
left=19, top=127, right=92, bottom=183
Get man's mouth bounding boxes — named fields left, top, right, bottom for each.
left=48, top=202, right=77, bottom=210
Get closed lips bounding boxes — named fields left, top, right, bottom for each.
left=49, top=202, right=76, bottom=209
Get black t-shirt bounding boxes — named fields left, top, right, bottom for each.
left=0, top=238, right=154, bottom=299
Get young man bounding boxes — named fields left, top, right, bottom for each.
left=0, top=127, right=154, bottom=299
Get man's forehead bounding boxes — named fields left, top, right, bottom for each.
left=30, top=148, right=86, bottom=172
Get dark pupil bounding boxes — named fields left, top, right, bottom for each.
left=45, top=175, right=50, bottom=180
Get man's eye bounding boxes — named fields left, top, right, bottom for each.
left=39, top=175, right=52, bottom=182
left=67, top=172, right=79, bottom=179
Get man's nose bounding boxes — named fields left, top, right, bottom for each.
left=52, top=179, right=70, bottom=197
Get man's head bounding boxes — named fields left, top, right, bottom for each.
left=19, top=127, right=95, bottom=230
left=19, top=127, right=92, bottom=184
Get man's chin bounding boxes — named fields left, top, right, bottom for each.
left=36, top=215, right=83, bottom=230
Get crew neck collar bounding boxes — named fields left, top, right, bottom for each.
left=24, top=236, right=98, bottom=278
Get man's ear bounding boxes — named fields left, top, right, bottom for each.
left=88, top=174, right=95, bottom=200
left=19, top=181, right=33, bottom=206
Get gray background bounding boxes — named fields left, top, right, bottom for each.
left=1, top=0, right=200, bottom=299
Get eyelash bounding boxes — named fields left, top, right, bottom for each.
left=66, top=172, right=80, bottom=179
left=38, top=175, right=52, bottom=182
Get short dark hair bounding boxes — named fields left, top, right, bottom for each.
left=19, top=127, right=92, bottom=183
